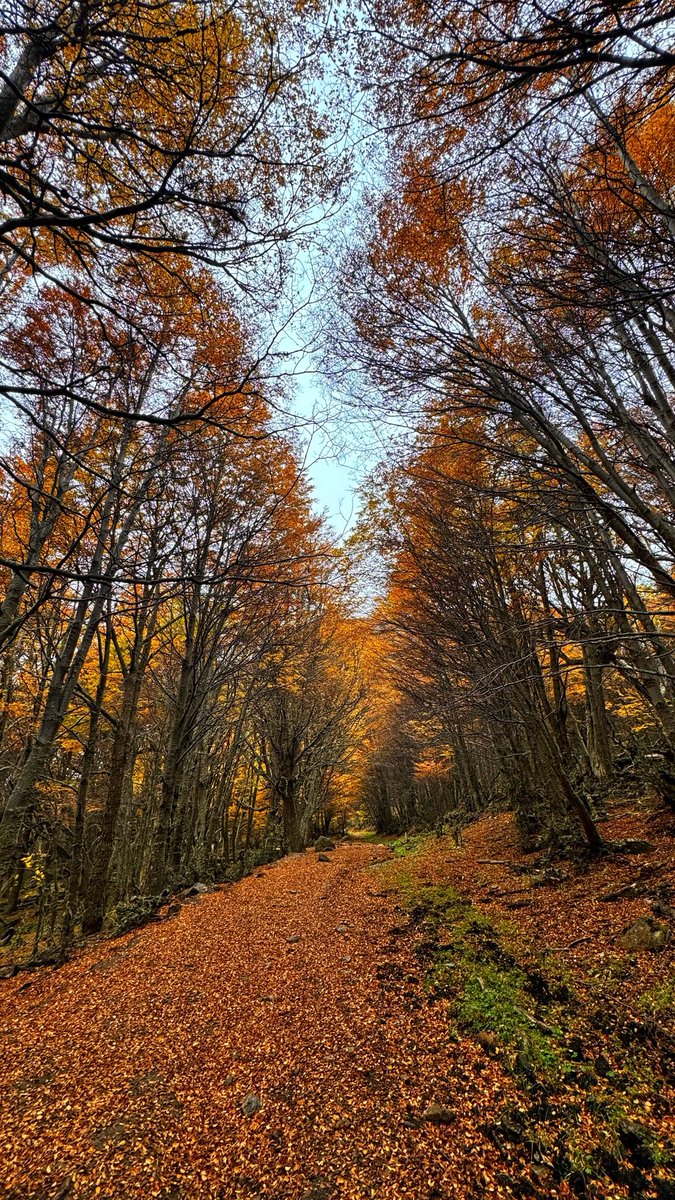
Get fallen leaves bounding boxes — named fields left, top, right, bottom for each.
left=0, top=843, right=519, bottom=1200
left=1, top=819, right=672, bottom=1200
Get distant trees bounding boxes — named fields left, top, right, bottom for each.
left=254, top=604, right=365, bottom=851
left=353, top=425, right=675, bottom=848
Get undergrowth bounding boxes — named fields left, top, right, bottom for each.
left=376, top=852, right=674, bottom=1198
left=405, top=883, right=572, bottom=1085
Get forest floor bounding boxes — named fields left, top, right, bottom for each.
left=1, top=802, right=674, bottom=1200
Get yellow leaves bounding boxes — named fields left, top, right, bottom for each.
left=627, top=99, right=675, bottom=191
left=413, top=747, right=452, bottom=780
left=21, top=850, right=46, bottom=888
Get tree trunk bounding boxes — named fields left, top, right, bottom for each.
left=583, top=646, right=613, bottom=780
left=61, top=623, right=112, bottom=953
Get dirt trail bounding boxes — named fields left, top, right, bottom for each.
left=0, top=844, right=512, bottom=1200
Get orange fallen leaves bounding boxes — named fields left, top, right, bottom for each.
left=1, top=844, right=522, bottom=1200
left=2, top=821, right=673, bottom=1200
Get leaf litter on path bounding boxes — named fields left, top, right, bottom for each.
left=0, top=844, right=523, bottom=1200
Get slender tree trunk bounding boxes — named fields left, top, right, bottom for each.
left=82, top=606, right=157, bottom=934
left=582, top=646, right=613, bottom=780
left=281, top=774, right=303, bottom=853
left=61, top=622, right=112, bottom=953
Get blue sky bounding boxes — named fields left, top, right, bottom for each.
left=289, top=368, right=364, bottom=538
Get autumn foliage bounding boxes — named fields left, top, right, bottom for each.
left=0, top=0, right=672, bottom=945
left=328, top=1, right=675, bottom=852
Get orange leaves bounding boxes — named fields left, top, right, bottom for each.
left=627, top=98, right=675, bottom=191
left=372, top=152, right=472, bottom=295
left=0, top=844, right=525, bottom=1200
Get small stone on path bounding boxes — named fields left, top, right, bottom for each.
left=421, top=1102, right=455, bottom=1125
left=618, top=917, right=670, bottom=952
left=314, top=837, right=336, bottom=852
left=186, top=882, right=209, bottom=896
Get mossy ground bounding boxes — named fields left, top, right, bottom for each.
left=373, top=845, right=675, bottom=1198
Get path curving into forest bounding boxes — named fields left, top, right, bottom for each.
left=0, top=843, right=512, bottom=1200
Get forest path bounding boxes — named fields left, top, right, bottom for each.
left=0, top=843, right=509, bottom=1200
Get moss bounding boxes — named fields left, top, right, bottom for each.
left=373, top=833, right=673, bottom=1193
left=637, top=978, right=675, bottom=1015
left=389, top=832, right=433, bottom=859
left=588, top=954, right=632, bottom=985
left=397, top=881, right=573, bottom=1084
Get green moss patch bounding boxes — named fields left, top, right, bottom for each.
left=394, top=875, right=674, bottom=1195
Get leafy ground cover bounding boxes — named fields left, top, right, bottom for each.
left=0, top=803, right=673, bottom=1200
left=376, top=802, right=675, bottom=1199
